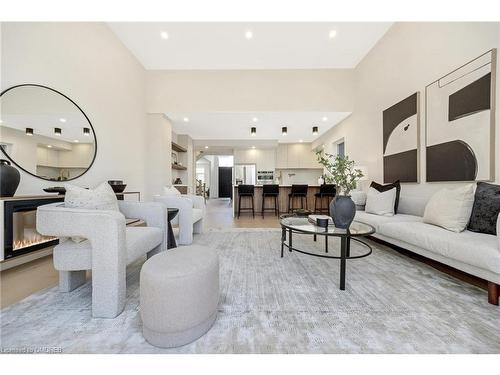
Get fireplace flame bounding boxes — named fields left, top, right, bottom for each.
left=13, top=235, right=57, bottom=250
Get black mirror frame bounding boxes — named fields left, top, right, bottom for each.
left=0, top=84, right=97, bottom=182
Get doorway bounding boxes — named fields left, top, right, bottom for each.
left=218, top=167, right=233, bottom=198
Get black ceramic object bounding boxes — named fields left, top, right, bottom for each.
left=43, top=187, right=66, bottom=195
left=0, top=159, right=20, bottom=197
left=330, top=195, right=356, bottom=229
left=316, top=217, right=330, bottom=228
left=108, top=183, right=127, bottom=193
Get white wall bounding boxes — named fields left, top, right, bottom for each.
left=1, top=22, right=147, bottom=195
left=144, top=114, right=172, bottom=200
left=313, top=22, right=500, bottom=200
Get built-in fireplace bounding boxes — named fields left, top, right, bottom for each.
left=1, top=197, right=63, bottom=260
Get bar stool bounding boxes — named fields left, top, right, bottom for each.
left=314, top=184, right=337, bottom=214
left=261, top=184, right=280, bottom=218
left=288, top=184, right=308, bottom=212
left=238, top=184, right=255, bottom=218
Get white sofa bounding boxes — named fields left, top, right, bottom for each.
left=354, top=196, right=500, bottom=305
left=154, top=191, right=205, bottom=245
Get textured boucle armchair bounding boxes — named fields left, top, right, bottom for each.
left=153, top=193, right=205, bottom=245
left=36, top=201, right=167, bottom=318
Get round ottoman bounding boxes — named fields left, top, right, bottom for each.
left=140, top=245, right=219, bottom=348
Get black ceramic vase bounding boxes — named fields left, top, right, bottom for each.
left=0, top=159, right=21, bottom=197
left=330, top=195, right=355, bottom=229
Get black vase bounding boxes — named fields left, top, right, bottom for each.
left=0, top=159, right=21, bottom=197
left=330, top=195, right=355, bottom=229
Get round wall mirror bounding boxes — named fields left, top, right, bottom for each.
left=0, top=84, right=97, bottom=181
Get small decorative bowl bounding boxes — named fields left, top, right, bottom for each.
left=43, top=187, right=66, bottom=195
left=316, top=217, right=330, bottom=228
left=107, top=180, right=123, bottom=185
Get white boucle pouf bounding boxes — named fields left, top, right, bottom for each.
left=140, top=245, right=219, bottom=348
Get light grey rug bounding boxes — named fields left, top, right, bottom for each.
left=1, top=229, right=499, bottom=353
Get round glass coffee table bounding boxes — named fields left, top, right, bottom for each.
left=280, top=215, right=375, bottom=290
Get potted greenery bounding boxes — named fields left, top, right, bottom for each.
left=316, top=150, right=364, bottom=229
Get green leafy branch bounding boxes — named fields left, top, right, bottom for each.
left=316, top=150, right=363, bottom=195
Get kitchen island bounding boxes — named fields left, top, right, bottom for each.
left=232, top=185, right=332, bottom=217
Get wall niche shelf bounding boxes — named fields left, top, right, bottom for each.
left=172, top=142, right=187, bottom=153
left=172, top=163, right=187, bottom=170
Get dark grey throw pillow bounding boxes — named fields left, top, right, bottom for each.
left=370, top=180, right=401, bottom=213
left=468, top=182, right=500, bottom=235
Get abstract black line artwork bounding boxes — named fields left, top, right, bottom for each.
left=426, top=49, right=496, bottom=182
left=382, top=92, right=419, bottom=183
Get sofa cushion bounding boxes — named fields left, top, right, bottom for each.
left=53, top=227, right=163, bottom=271
left=379, top=222, right=500, bottom=274
left=468, top=182, right=500, bottom=235
left=354, top=210, right=422, bottom=232
left=370, top=180, right=401, bottom=213
left=126, top=227, right=163, bottom=264
left=365, top=187, right=396, bottom=216
left=423, top=184, right=475, bottom=233
left=163, top=186, right=181, bottom=196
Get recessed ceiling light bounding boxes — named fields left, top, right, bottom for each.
left=205, top=146, right=209, bottom=149
left=74, top=140, right=79, bottom=143
left=183, top=117, right=189, bottom=122
left=251, top=146, right=256, bottom=149
left=245, top=30, right=253, bottom=40
left=299, top=139, right=303, bottom=143
left=160, top=31, right=169, bottom=40
left=47, top=145, right=52, bottom=148
left=329, top=30, right=337, bottom=39
left=59, top=118, right=66, bottom=123
left=252, top=117, right=258, bottom=122
left=322, top=116, right=328, bottom=122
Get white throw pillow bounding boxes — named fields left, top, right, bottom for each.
left=364, top=187, right=396, bottom=216
left=64, top=182, right=119, bottom=211
left=423, top=184, right=475, bottom=232
left=64, top=182, right=119, bottom=243
left=163, top=186, right=181, bottom=196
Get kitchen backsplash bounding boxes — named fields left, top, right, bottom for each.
left=276, top=169, right=323, bottom=185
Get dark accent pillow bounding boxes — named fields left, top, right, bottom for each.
left=468, top=182, right=500, bottom=235
left=370, top=180, right=401, bottom=213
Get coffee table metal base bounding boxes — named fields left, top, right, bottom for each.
left=280, top=228, right=372, bottom=290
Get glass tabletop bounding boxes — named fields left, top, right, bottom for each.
left=280, top=215, right=375, bottom=237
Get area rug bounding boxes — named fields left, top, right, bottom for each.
left=1, top=229, right=499, bottom=353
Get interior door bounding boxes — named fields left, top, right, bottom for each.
left=218, top=167, right=233, bottom=198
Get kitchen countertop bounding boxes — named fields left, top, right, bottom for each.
left=233, top=184, right=322, bottom=188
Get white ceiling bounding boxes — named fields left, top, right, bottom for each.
left=108, top=22, right=392, bottom=70
left=167, top=112, right=351, bottom=145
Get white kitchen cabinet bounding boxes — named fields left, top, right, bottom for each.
left=275, top=143, right=321, bottom=169
left=276, top=144, right=288, bottom=169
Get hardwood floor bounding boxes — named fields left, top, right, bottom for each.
left=0, top=198, right=278, bottom=308
left=1, top=255, right=58, bottom=308
left=204, top=198, right=281, bottom=229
